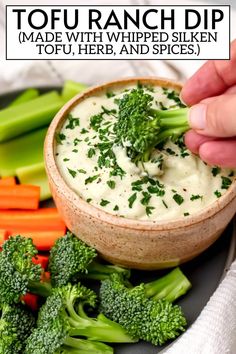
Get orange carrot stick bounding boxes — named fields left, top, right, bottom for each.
left=32, top=255, right=49, bottom=269
left=22, top=293, right=39, bottom=311
left=42, top=271, right=51, bottom=282
left=0, top=177, right=16, bottom=186
left=0, top=208, right=66, bottom=231
left=10, top=229, right=65, bottom=251
left=0, top=185, right=40, bottom=210
left=0, top=229, right=8, bottom=246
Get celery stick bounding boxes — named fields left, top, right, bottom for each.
left=9, top=88, right=39, bottom=107
left=0, top=128, right=47, bottom=176
left=16, top=162, right=51, bottom=201
left=0, top=91, right=63, bottom=142
left=61, top=80, right=87, bottom=102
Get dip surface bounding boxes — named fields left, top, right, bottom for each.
left=55, top=83, right=235, bottom=221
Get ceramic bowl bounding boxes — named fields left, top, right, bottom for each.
left=44, top=77, right=236, bottom=270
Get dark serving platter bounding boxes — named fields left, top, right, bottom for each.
left=0, top=87, right=235, bottom=353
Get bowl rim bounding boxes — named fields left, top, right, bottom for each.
left=44, top=76, right=236, bottom=231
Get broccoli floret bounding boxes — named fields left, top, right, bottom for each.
left=49, top=232, right=130, bottom=287
left=114, top=88, right=188, bottom=162
left=0, top=236, right=52, bottom=304
left=25, top=282, right=137, bottom=354
left=0, top=303, right=35, bottom=353
left=99, top=273, right=188, bottom=346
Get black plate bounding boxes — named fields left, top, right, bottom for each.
left=0, top=87, right=234, bottom=353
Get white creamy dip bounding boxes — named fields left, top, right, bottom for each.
left=55, top=83, right=235, bottom=221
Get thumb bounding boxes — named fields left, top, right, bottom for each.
left=188, top=94, right=236, bottom=137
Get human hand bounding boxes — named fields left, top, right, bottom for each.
left=181, top=39, right=236, bottom=168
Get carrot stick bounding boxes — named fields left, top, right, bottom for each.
left=10, top=230, right=65, bottom=251
left=22, top=293, right=39, bottom=311
left=0, top=229, right=8, bottom=246
left=0, top=185, right=40, bottom=210
left=0, top=208, right=66, bottom=231
left=0, top=177, right=16, bottom=186
left=42, top=271, right=51, bottom=282
left=32, top=255, right=49, bottom=269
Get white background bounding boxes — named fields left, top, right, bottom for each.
left=6, top=5, right=230, bottom=60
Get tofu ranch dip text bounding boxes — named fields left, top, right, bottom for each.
left=55, top=83, right=235, bottom=221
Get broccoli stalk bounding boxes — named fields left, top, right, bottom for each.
left=0, top=303, right=35, bottom=353
left=49, top=232, right=130, bottom=287
left=99, top=272, right=190, bottom=346
left=144, top=267, right=191, bottom=302
left=114, top=88, right=189, bottom=163
left=57, top=338, right=113, bottom=354
left=25, top=283, right=137, bottom=354
left=0, top=235, right=52, bottom=304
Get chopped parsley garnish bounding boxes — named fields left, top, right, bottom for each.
left=221, top=176, right=232, bottom=189
left=166, top=148, right=176, bottom=156
left=78, top=169, right=86, bottom=174
left=81, top=128, right=88, bottom=134
left=173, top=193, right=184, bottom=205
left=141, top=192, right=151, bottom=206
left=159, top=102, right=167, bottom=110
left=184, top=212, right=190, bottom=216
left=63, top=158, right=70, bottom=162
left=86, top=198, right=92, bottom=203
left=85, top=174, right=100, bottom=185
left=137, top=82, right=154, bottom=92
left=162, top=200, right=168, bottom=209
left=190, top=194, right=203, bottom=201
left=110, top=166, right=126, bottom=179
left=211, top=166, right=221, bottom=177
left=73, top=138, right=82, bottom=146
left=106, top=91, right=115, bottom=98
left=90, top=113, right=104, bottom=132
left=131, top=180, right=144, bottom=192
left=166, top=90, right=186, bottom=108
left=113, top=205, right=119, bottom=211
left=87, top=148, right=96, bottom=158
left=214, top=190, right=222, bottom=198
left=147, top=186, right=165, bottom=197
left=72, top=149, right=78, bottom=153
left=228, top=171, right=234, bottom=177
left=67, top=168, right=77, bottom=178
left=146, top=206, right=155, bottom=216
left=100, top=199, right=110, bottom=207
left=128, top=193, right=137, bottom=208
left=55, top=133, right=66, bottom=145
left=107, top=180, right=116, bottom=189
left=65, top=114, right=80, bottom=129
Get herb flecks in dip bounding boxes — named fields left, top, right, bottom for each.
left=55, top=83, right=235, bottom=221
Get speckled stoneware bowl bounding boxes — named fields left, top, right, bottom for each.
left=44, top=77, right=236, bottom=270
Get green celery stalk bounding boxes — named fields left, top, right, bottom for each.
left=0, top=91, right=63, bottom=142
left=0, top=128, right=47, bottom=176
left=61, top=80, right=87, bottom=102
left=16, top=162, right=51, bottom=201
left=9, top=88, right=39, bottom=107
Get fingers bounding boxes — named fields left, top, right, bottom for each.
left=184, top=130, right=216, bottom=154
left=188, top=93, right=236, bottom=137
left=181, top=39, right=236, bottom=106
left=198, top=139, right=236, bottom=168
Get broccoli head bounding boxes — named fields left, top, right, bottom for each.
left=0, top=235, right=52, bottom=304
left=25, top=282, right=136, bottom=354
left=49, top=232, right=130, bottom=287
left=114, top=88, right=188, bottom=162
left=99, top=273, right=187, bottom=346
left=0, top=303, right=35, bottom=354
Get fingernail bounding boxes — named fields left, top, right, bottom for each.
left=188, top=104, right=207, bottom=130
left=179, top=91, right=187, bottom=106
